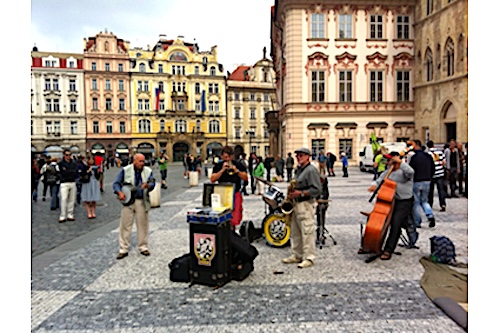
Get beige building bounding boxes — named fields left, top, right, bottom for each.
left=128, top=36, right=227, bottom=162
left=271, top=0, right=417, bottom=165
left=226, top=53, right=277, bottom=159
left=31, top=48, right=86, bottom=159
left=83, top=31, right=132, bottom=160
left=413, top=0, right=468, bottom=143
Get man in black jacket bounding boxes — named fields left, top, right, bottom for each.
left=58, top=149, right=78, bottom=223
left=264, top=154, right=274, bottom=182
left=409, top=140, right=435, bottom=228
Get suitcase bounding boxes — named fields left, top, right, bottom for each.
left=169, top=253, right=191, bottom=283
left=230, top=231, right=259, bottom=262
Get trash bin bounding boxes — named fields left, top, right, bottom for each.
left=189, top=171, right=198, bottom=186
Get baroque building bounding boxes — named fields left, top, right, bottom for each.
left=31, top=48, right=86, bottom=159
left=226, top=51, right=277, bottom=159
left=128, top=36, right=227, bottom=162
left=413, top=0, right=468, bottom=143
left=271, top=0, right=417, bottom=164
left=83, top=31, right=132, bottom=161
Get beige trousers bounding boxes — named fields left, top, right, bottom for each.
left=119, top=199, right=149, bottom=253
left=290, top=200, right=317, bottom=262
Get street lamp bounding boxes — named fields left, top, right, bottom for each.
left=246, top=129, right=255, bottom=155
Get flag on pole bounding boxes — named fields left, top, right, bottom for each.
left=201, top=90, right=206, bottom=112
left=155, top=88, right=160, bottom=111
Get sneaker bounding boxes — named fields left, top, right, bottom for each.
left=58, top=218, right=66, bottom=223
left=298, top=259, right=314, bottom=268
left=116, top=252, right=128, bottom=260
left=428, top=217, right=436, bottom=228
left=282, top=255, right=302, bottom=264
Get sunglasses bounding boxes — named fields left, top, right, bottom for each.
left=65, top=154, right=71, bottom=156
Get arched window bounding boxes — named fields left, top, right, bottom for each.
left=209, top=120, right=220, bottom=133
left=160, top=120, right=165, bottom=132
left=210, top=66, right=216, bottom=76
left=138, top=119, right=151, bottom=133
left=425, top=48, right=433, bottom=81
left=169, top=51, right=187, bottom=61
left=158, top=81, right=164, bottom=92
left=445, top=38, right=455, bottom=77
left=195, top=83, right=200, bottom=94
left=175, top=120, right=187, bottom=133
left=139, top=63, right=146, bottom=73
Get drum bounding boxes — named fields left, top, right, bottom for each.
left=262, top=186, right=284, bottom=210
left=261, top=213, right=290, bottom=248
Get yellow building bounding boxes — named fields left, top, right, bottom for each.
left=226, top=52, right=277, bottom=159
left=129, top=37, right=227, bottom=161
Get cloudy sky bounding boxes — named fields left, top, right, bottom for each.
left=31, top=0, right=276, bottom=72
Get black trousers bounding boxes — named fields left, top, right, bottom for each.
left=428, top=177, right=447, bottom=208
left=286, top=168, right=293, bottom=182
left=383, top=197, right=413, bottom=253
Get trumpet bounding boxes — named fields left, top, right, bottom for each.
left=226, top=160, right=235, bottom=175
left=280, top=179, right=297, bottom=225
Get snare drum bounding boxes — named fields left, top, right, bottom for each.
left=263, top=186, right=284, bottom=209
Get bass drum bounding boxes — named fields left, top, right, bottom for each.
left=262, top=213, right=290, bottom=248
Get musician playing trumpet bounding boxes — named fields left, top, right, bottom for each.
left=210, top=146, right=248, bottom=230
left=282, top=147, right=321, bottom=269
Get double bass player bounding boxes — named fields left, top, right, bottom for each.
left=367, top=151, right=414, bottom=260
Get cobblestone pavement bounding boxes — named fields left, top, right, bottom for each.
left=31, top=167, right=468, bottom=333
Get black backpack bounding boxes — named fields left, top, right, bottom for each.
left=45, top=165, right=58, bottom=184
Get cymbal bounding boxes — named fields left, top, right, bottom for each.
left=255, top=176, right=274, bottom=187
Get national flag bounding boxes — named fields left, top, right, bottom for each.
left=155, top=88, right=160, bottom=111
left=201, top=90, right=206, bottom=112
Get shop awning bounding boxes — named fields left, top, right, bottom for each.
left=91, top=149, right=106, bottom=154
left=116, top=149, right=129, bottom=154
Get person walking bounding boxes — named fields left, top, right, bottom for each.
left=281, top=147, right=321, bottom=269
left=75, top=155, right=85, bottom=205
left=444, top=139, right=461, bottom=198
left=264, top=154, right=274, bottom=182
left=113, top=153, right=156, bottom=259
left=58, top=149, right=78, bottom=223
left=328, top=152, right=337, bottom=177
left=45, top=157, right=61, bottom=211
left=248, top=152, right=258, bottom=194
left=80, top=156, right=101, bottom=219
left=252, top=156, right=265, bottom=195
left=274, top=154, right=285, bottom=182
left=427, top=140, right=447, bottom=212
left=158, top=152, right=169, bottom=189
left=317, top=150, right=327, bottom=177
left=408, top=140, right=435, bottom=228
left=341, top=152, right=349, bottom=177
left=39, top=155, right=51, bottom=201
left=94, top=153, right=105, bottom=193
left=238, top=153, right=250, bottom=196
left=32, top=158, right=40, bottom=202
left=285, top=152, right=294, bottom=182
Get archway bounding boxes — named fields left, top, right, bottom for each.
left=45, top=145, right=64, bottom=160
left=173, top=142, right=190, bottom=162
left=137, top=142, right=155, bottom=163
left=234, top=145, right=244, bottom=159
left=206, top=142, right=223, bottom=159
left=442, top=101, right=457, bottom=142
left=91, top=143, right=106, bottom=155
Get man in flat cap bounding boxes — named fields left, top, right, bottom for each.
left=282, top=147, right=322, bottom=268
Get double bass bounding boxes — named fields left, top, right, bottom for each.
left=359, top=165, right=397, bottom=258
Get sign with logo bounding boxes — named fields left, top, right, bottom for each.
left=193, top=233, right=216, bottom=266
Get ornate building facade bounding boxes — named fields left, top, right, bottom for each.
left=413, top=0, right=468, bottom=143
left=128, top=37, right=227, bottom=161
left=226, top=53, right=277, bottom=159
left=83, top=31, right=132, bottom=160
left=31, top=49, right=86, bottom=159
left=271, top=0, right=417, bottom=164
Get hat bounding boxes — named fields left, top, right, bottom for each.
left=294, top=147, right=311, bottom=155
left=383, top=151, right=400, bottom=159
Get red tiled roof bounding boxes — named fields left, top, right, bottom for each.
left=228, top=65, right=251, bottom=81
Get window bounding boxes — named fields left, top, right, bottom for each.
left=234, top=107, right=240, bottom=119
left=264, top=128, right=269, bottom=139
left=195, top=83, right=200, bottom=94
left=70, top=99, right=77, bottom=112
left=195, top=100, right=201, bottom=111
left=92, top=98, right=98, bottom=110
left=194, top=66, right=199, bottom=75
left=210, top=66, right=216, bottom=76
left=45, top=79, right=51, bottom=90
left=119, top=121, right=126, bottom=134
left=234, top=92, right=240, bottom=101
left=93, top=121, right=99, bottom=133
left=138, top=81, right=143, bottom=91
left=235, top=127, right=241, bottom=139
left=45, top=99, right=52, bottom=112
left=250, top=107, right=256, bottom=119
left=208, top=83, right=219, bottom=94
left=139, top=63, right=146, bottom=72
left=160, top=120, right=165, bottom=132
left=175, top=120, right=187, bottom=133
left=370, top=71, right=384, bottom=102
left=311, top=13, right=325, bottom=38
left=339, top=70, right=352, bottom=102
left=45, top=121, right=53, bottom=134
left=263, top=94, right=269, bottom=102
left=311, top=139, right=325, bottom=160
left=54, top=121, right=61, bottom=134
left=158, top=81, right=164, bottom=92
left=396, top=71, right=410, bottom=101
left=339, top=14, right=352, bottom=38
left=396, top=16, right=410, bottom=39
left=208, top=101, right=215, bottom=112
left=92, top=79, right=97, bottom=90
left=250, top=93, right=255, bottom=101
left=427, top=0, right=434, bottom=15
left=138, top=119, right=151, bottom=133
left=69, top=79, right=76, bottom=91
left=119, top=98, right=125, bottom=110
left=53, top=79, right=59, bottom=91
left=209, top=120, right=220, bottom=133
left=68, top=61, right=75, bottom=68
left=339, top=138, right=353, bottom=159
left=311, top=70, right=325, bottom=102
left=158, top=64, right=163, bottom=73
left=138, top=99, right=143, bottom=110
left=106, top=121, right=113, bottom=133
left=446, top=39, right=455, bottom=76
left=53, top=99, right=60, bottom=112
left=118, top=63, right=123, bottom=72
left=118, top=80, right=124, bottom=91
left=105, top=98, right=112, bottom=110
left=196, top=120, right=201, bottom=132
left=105, top=63, right=110, bottom=71
left=105, top=79, right=111, bottom=90
left=144, top=81, right=149, bottom=92
left=370, top=15, right=383, bottom=39
left=159, top=99, right=165, bottom=110
left=145, top=99, right=150, bottom=110
left=425, top=49, right=433, bottom=81
left=91, top=62, right=96, bottom=71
